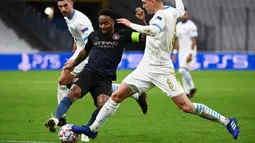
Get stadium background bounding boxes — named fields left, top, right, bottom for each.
left=0, top=0, right=254, bottom=143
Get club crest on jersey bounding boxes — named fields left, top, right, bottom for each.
left=113, top=33, right=120, bottom=40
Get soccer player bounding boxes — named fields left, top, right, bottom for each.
left=54, top=0, right=147, bottom=130
left=44, top=8, right=148, bottom=133
left=73, top=0, right=240, bottom=140
left=172, top=8, right=197, bottom=98
left=55, top=0, right=94, bottom=126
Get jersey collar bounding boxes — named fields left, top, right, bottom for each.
left=163, top=5, right=171, bottom=10
left=68, top=10, right=76, bottom=20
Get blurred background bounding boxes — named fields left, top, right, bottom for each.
left=0, top=0, right=255, bottom=71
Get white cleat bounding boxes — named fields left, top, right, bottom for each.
left=81, top=134, right=90, bottom=142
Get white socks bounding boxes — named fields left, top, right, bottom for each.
left=90, top=98, right=120, bottom=132
left=192, top=103, right=230, bottom=126
left=179, top=68, right=195, bottom=92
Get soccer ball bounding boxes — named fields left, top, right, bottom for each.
left=58, top=124, right=79, bottom=143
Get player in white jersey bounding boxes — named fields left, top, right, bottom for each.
left=172, top=8, right=197, bottom=98
left=73, top=0, right=240, bottom=140
left=55, top=0, right=93, bottom=126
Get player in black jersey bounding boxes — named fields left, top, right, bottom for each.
left=44, top=8, right=147, bottom=133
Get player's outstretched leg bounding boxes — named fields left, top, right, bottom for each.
left=72, top=83, right=132, bottom=139
left=44, top=85, right=81, bottom=132
left=112, top=83, right=148, bottom=114
left=56, top=84, right=69, bottom=126
left=172, top=93, right=240, bottom=139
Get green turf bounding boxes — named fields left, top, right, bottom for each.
left=0, top=70, right=254, bottom=143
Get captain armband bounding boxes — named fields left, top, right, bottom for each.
left=131, top=32, right=140, bottom=42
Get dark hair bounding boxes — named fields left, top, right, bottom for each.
left=98, top=8, right=117, bottom=21
left=184, top=7, right=188, bottom=11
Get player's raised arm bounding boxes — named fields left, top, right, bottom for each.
left=135, top=7, right=147, bottom=25
left=63, top=34, right=92, bottom=74
left=175, top=0, right=185, bottom=18
left=117, top=18, right=163, bottom=37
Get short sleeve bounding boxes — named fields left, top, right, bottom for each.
left=189, top=23, right=198, bottom=38
left=84, top=32, right=94, bottom=52
left=122, top=29, right=141, bottom=43
left=76, top=19, right=93, bottom=41
left=122, top=29, right=132, bottom=43
left=150, top=12, right=166, bottom=32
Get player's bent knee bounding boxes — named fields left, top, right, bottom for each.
left=97, top=94, right=110, bottom=108
left=111, top=93, right=124, bottom=103
left=68, top=85, right=82, bottom=100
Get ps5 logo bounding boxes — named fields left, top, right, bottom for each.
left=18, top=53, right=61, bottom=71
left=203, top=54, right=248, bottom=69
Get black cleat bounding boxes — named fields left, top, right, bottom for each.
left=44, top=117, right=58, bottom=132
left=58, top=117, right=67, bottom=127
left=136, top=92, right=148, bottom=114
left=188, top=88, right=197, bottom=98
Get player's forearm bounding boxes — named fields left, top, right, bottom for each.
left=191, top=38, right=197, bottom=50
left=129, top=23, right=160, bottom=36
left=173, top=39, right=179, bottom=54
left=72, top=49, right=89, bottom=67
left=175, top=0, right=185, bottom=17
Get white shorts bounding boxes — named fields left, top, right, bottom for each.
left=69, top=50, right=88, bottom=76
left=123, top=62, right=184, bottom=98
left=178, top=52, right=197, bottom=70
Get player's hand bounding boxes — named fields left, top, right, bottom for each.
left=135, top=7, right=145, bottom=21
left=62, top=62, right=74, bottom=74
left=72, top=42, right=77, bottom=53
left=117, top=18, right=132, bottom=27
left=172, top=54, right=177, bottom=63
left=186, top=54, right=193, bottom=63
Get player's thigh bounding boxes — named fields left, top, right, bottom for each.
left=178, top=53, right=189, bottom=69
left=71, top=58, right=88, bottom=76
left=151, top=73, right=184, bottom=98
left=58, top=70, right=75, bottom=85
left=90, top=76, right=112, bottom=107
left=123, top=68, right=154, bottom=94
left=73, top=69, right=93, bottom=98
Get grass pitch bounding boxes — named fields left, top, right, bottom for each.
left=0, top=70, right=254, bottom=143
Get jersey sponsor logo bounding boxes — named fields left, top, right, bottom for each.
left=112, top=33, right=120, bottom=40
left=81, top=27, right=89, bottom=33
left=93, top=41, right=119, bottom=48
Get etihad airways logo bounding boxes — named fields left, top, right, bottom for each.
left=93, top=41, right=119, bottom=48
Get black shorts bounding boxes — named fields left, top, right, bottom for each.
left=73, top=69, right=112, bottom=106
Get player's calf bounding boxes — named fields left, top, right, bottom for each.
left=172, top=93, right=194, bottom=113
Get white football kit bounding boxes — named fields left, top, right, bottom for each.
left=176, top=20, right=198, bottom=69
left=124, top=5, right=184, bottom=97
left=64, top=10, right=94, bottom=75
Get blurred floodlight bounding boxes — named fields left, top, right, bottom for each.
left=45, top=7, right=52, bottom=15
